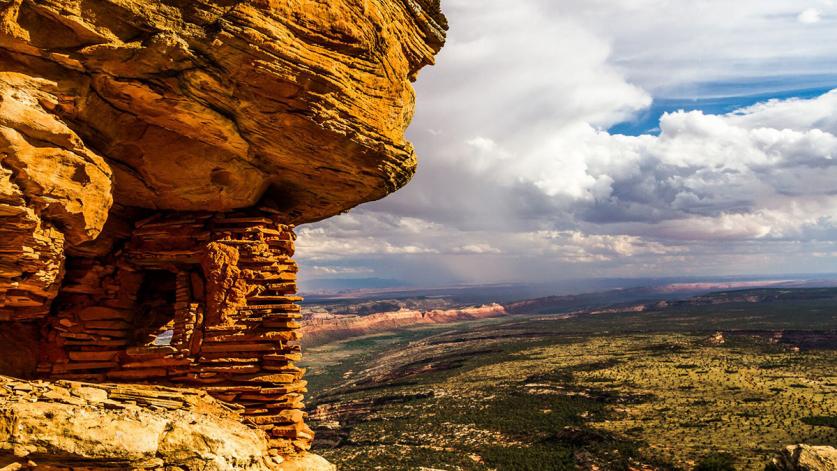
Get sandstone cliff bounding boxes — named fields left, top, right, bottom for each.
left=0, top=0, right=446, bottom=469
left=0, top=0, right=446, bottom=321
left=300, top=304, right=508, bottom=347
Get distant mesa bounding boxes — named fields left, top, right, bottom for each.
left=300, top=304, right=508, bottom=347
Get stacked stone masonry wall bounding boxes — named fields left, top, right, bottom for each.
left=34, top=210, right=312, bottom=455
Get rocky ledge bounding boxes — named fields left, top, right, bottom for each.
left=0, top=375, right=334, bottom=470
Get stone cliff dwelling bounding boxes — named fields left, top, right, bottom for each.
left=0, top=0, right=446, bottom=469
left=35, top=212, right=311, bottom=453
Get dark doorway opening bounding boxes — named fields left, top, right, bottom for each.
left=133, top=270, right=177, bottom=347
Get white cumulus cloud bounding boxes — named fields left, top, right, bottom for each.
left=296, top=0, right=837, bottom=285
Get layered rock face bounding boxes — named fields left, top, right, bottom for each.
left=0, top=0, right=445, bottom=468
left=37, top=213, right=315, bottom=455
left=0, top=0, right=446, bottom=320
left=301, top=304, right=507, bottom=347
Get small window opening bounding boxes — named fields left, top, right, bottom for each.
left=151, top=329, right=175, bottom=346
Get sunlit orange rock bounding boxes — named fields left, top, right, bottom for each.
left=0, top=0, right=445, bottom=319
left=0, top=0, right=446, bottom=468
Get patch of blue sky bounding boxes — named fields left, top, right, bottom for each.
left=609, top=78, right=837, bottom=136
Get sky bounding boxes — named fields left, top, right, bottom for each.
left=296, top=0, right=837, bottom=290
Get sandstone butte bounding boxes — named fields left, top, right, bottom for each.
left=0, top=0, right=446, bottom=469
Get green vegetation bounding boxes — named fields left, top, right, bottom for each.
left=801, top=416, right=837, bottom=428
left=575, top=338, right=834, bottom=468
left=302, top=288, right=837, bottom=470
left=694, top=452, right=736, bottom=471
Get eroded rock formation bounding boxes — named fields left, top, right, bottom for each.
left=301, top=304, right=508, bottom=347
left=0, top=0, right=446, bottom=468
left=37, top=213, right=315, bottom=455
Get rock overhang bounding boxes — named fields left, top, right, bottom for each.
left=0, top=0, right=447, bottom=226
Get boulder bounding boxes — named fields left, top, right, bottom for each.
left=0, top=375, right=279, bottom=469
left=771, top=445, right=837, bottom=471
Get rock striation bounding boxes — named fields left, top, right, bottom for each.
left=0, top=0, right=446, bottom=468
left=301, top=304, right=508, bottom=347
left=38, top=212, right=314, bottom=455
left=0, top=0, right=446, bottom=322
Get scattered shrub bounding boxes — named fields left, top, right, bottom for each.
left=695, top=452, right=736, bottom=471
left=801, top=416, right=837, bottom=428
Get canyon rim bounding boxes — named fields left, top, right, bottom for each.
left=0, top=0, right=446, bottom=469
